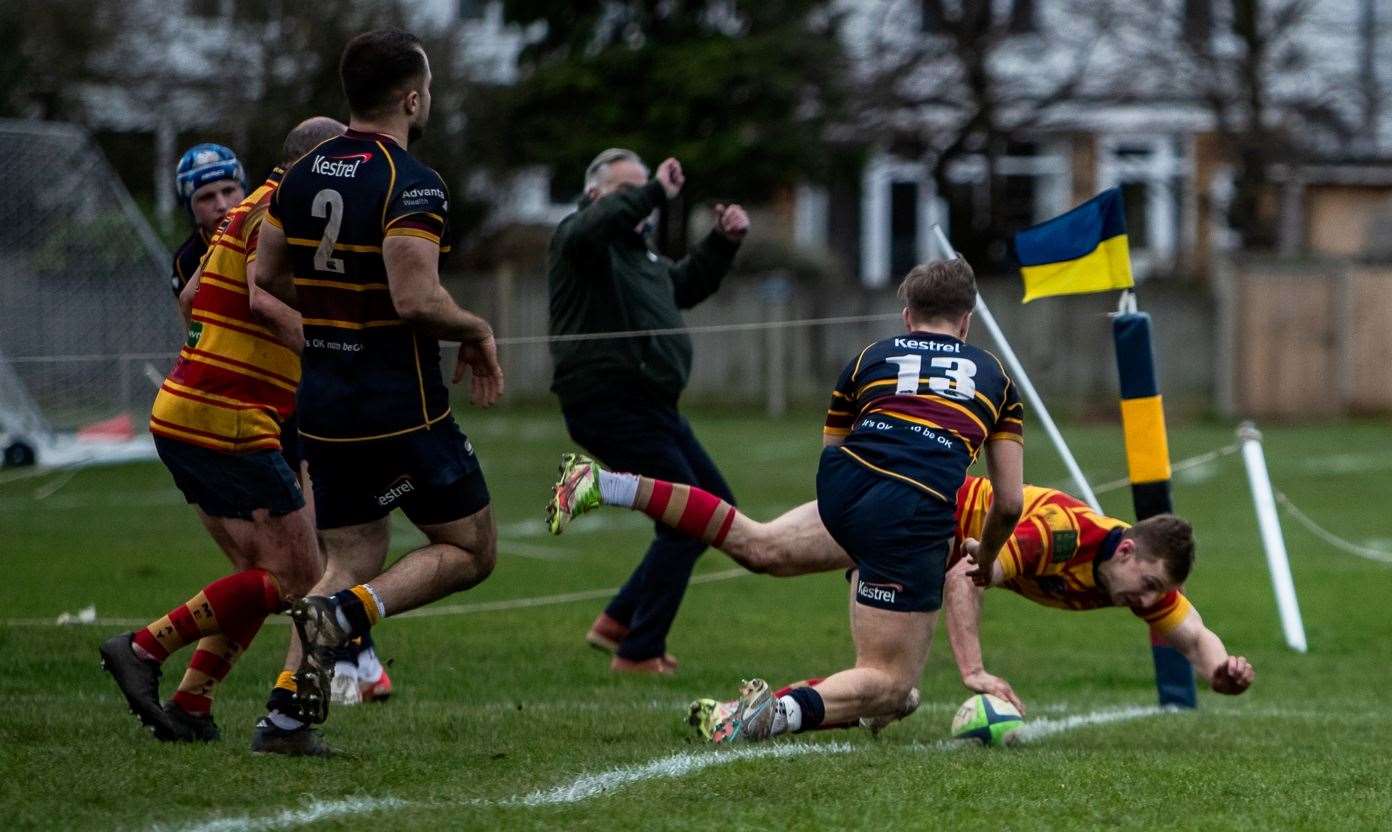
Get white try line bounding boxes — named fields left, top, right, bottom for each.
left=156, top=704, right=1172, bottom=832
left=1, top=567, right=752, bottom=628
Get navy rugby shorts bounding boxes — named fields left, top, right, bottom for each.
left=815, top=446, right=954, bottom=613
left=155, top=435, right=305, bottom=520
left=304, top=417, right=490, bottom=531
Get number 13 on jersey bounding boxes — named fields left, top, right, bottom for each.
left=887, top=354, right=978, bottom=400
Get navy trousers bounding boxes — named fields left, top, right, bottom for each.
left=561, top=393, right=735, bottom=661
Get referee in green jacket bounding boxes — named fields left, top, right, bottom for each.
left=548, top=149, right=749, bottom=673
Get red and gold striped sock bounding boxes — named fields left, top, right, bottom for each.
left=633, top=479, right=737, bottom=547
left=132, top=569, right=283, bottom=663
left=171, top=635, right=243, bottom=716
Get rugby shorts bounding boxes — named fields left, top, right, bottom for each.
left=304, top=417, right=490, bottom=531
left=815, top=445, right=955, bottom=613
left=155, top=435, right=305, bottom=520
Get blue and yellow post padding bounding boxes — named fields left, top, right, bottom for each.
left=1113, top=311, right=1197, bottom=708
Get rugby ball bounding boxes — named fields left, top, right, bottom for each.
left=950, top=693, right=1024, bottom=747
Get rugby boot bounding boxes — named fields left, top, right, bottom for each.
left=688, top=697, right=738, bottom=741
left=288, top=596, right=350, bottom=724
left=163, top=700, right=221, bottom=742
left=99, top=633, right=179, bottom=741
left=586, top=612, right=680, bottom=668
left=860, top=686, right=921, bottom=735
left=360, top=665, right=393, bottom=702
left=710, top=678, right=776, bottom=744
left=547, top=452, right=601, bottom=535
left=249, top=717, right=331, bottom=757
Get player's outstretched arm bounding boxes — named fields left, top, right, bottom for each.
left=1163, top=608, right=1255, bottom=695
left=969, top=439, right=1024, bottom=585
left=944, top=553, right=1025, bottom=713
left=383, top=234, right=503, bottom=407
left=253, top=221, right=297, bottom=305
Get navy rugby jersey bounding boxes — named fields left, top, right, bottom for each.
left=171, top=228, right=211, bottom=298
left=823, top=332, right=1023, bottom=502
left=266, top=129, right=453, bottom=442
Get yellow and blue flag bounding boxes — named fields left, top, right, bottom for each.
left=1014, top=188, right=1133, bottom=303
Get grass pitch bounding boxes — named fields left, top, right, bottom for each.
left=2, top=405, right=1390, bottom=831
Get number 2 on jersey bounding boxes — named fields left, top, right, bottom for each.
left=887, top=354, right=978, bottom=400
left=311, top=188, right=345, bottom=274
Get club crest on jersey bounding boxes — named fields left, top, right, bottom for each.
left=185, top=321, right=203, bottom=348
left=312, top=152, right=372, bottom=178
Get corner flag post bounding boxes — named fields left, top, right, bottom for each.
left=928, top=225, right=1102, bottom=511
left=1111, top=291, right=1198, bottom=708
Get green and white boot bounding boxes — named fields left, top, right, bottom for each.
left=547, top=452, right=603, bottom=535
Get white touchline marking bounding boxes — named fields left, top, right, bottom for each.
left=3, top=568, right=752, bottom=628
left=1011, top=704, right=1169, bottom=742
left=153, top=797, right=408, bottom=832
left=158, top=705, right=1186, bottom=831
left=500, top=740, right=857, bottom=807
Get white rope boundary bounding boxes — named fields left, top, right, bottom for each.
left=1274, top=490, right=1392, bottom=565
left=6, top=313, right=904, bottom=365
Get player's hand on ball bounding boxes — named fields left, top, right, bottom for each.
left=962, top=538, right=995, bottom=586
left=713, top=203, right=749, bottom=241
left=656, top=158, right=684, bottom=199
left=963, top=670, right=1025, bottom=715
left=1210, top=655, right=1254, bottom=695
left=454, top=333, right=504, bottom=408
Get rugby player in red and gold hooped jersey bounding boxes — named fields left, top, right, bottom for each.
left=547, top=464, right=1255, bottom=733
left=945, top=475, right=1254, bottom=712
left=99, top=118, right=346, bottom=747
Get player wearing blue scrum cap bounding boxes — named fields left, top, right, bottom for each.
left=171, top=143, right=246, bottom=302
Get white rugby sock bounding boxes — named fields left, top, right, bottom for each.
left=268, top=710, right=304, bottom=731
left=357, top=646, right=384, bottom=682
left=597, top=469, right=639, bottom=507
left=773, top=696, right=800, bottom=735
left=362, top=583, right=387, bottom=620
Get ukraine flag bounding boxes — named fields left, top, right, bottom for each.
left=1014, top=188, right=1134, bottom=303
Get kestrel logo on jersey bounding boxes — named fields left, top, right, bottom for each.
left=312, top=152, right=372, bottom=178
left=376, top=476, right=415, bottom=507
left=185, top=321, right=203, bottom=349
left=857, top=579, right=903, bottom=605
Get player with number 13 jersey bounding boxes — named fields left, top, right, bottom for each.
left=823, top=312, right=1022, bottom=503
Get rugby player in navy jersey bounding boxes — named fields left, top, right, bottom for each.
left=710, top=258, right=1025, bottom=742
left=248, top=29, right=503, bottom=755
left=171, top=143, right=246, bottom=313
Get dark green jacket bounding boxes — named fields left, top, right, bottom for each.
left=548, top=180, right=740, bottom=405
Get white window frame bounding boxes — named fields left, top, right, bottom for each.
left=1096, top=134, right=1190, bottom=275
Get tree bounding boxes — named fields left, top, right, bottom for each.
left=474, top=0, right=854, bottom=252
left=852, top=0, right=1124, bottom=270
left=1123, top=0, right=1361, bottom=250
left=0, top=1, right=128, bottom=119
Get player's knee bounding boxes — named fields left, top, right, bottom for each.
left=473, top=538, right=497, bottom=582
